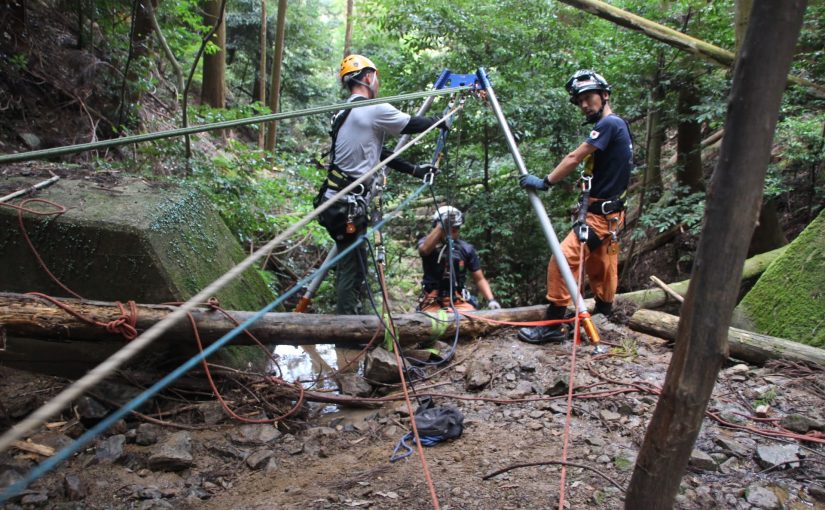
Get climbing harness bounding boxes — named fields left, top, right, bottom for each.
left=297, top=70, right=472, bottom=311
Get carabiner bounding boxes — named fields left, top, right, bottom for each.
left=423, top=170, right=435, bottom=186
left=580, top=174, right=592, bottom=193
left=577, top=222, right=590, bottom=243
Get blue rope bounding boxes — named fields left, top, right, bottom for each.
left=389, top=432, right=445, bottom=462
left=0, top=182, right=430, bottom=504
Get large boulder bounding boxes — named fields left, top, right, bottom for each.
left=0, top=175, right=273, bottom=311
left=732, top=208, right=825, bottom=348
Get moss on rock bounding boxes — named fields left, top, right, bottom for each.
left=0, top=176, right=274, bottom=311
left=732, top=209, right=825, bottom=348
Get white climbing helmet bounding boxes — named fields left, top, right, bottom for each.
left=432, top=205, right=464, bottom=228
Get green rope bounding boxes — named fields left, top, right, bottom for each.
left=0, top=86, right=471, bottom=165
left=430, top=309, right=450, bottom=341
left=383, top=311, right=395, bottom=351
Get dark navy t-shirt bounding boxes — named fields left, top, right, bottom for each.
left=585, top=114, right=633, bottom=199
left=418, top=238, right=481, bottom=292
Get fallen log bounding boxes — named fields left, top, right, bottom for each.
left=0, top=292, right=547, bottom=348
left=629, top=309, right=825, bottom=366
left=617, top=245, right=787, bottom=310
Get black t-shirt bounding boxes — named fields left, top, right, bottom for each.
left=584, top=114, right=633, bottom=199
left=418, top=238, right=481, bottom=293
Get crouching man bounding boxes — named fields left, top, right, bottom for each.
left=417, top=206, right=499, bottom=312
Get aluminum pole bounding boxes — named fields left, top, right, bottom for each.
left=476, top=68, right=587, bottom=316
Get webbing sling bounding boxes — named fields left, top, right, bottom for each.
left=327, top=97, right=367, bottom=171
left=316, top=97, right=369, bottom=199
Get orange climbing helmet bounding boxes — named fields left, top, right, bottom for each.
left=339, top=54, right=377, bottom=83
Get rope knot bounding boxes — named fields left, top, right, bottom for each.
left=106, top=301, right=138, bottom=341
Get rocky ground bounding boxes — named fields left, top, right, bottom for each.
left=2, top=312, right=825, bottom=510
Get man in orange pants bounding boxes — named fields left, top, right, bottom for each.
left=517, top=70, right=633, bottom=344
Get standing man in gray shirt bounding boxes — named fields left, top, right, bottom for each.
left=315, top=54, right=439, bottom=315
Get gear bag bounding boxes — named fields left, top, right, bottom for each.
left=413, top=398, right=464, bottom=439
left=390, top=397, right=464, bottom=462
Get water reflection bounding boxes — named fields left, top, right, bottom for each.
left=272, top=344, right=363, bottom=390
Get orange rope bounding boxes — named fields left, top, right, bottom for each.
left=377, top=263, right=441, bottom=510
left=186, top=308, right=305, bottom=424
left=558, top=241, right=587, bottom=509
left=27, top=292, right=138, bottom=342
left=5, top=198, right=81, bottom=299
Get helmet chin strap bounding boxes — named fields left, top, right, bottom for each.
left=350, top=73, right=377, bottom=99
left=583, top=93, right=608, bottom=124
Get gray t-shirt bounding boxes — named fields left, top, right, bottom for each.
left=325, top=94, right=410, bottom=199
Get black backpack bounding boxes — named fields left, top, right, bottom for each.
left=413, top=398, right=464, bottom=440
left=390, top=398, right=464, bottom=462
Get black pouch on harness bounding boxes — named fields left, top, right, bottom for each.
left=413, top=397, right=464, bottom=441
left=317, top=197, right=368, bottom=242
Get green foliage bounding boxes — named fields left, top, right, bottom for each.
left=187, top=140, right=327, bottom=247
left=204, top=40, right=221, bottom=56
left=611, top=337, right=639, bottom=359
left=614, top=456, right=633, bottom=472
left=754, top=388, right=777, bottom=408
left=635, top=186, right=705, bottom=239
left=772, top=114, right=825, bottom=168
left=763, top=113, right=825, bottom=203
left=9, top=53, right=27, bottom=70
left=189, top=101, right=269, bottom=128
left=224, top=0, right=340, bottom=150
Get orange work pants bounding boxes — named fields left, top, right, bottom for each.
left=418, top=289, right=476, bottom=313
left=546, top=211, right=624, bottom=306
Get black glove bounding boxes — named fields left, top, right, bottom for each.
left=440, top=113, right=454, bottom=131
left=412, top=164, right=438, bottom=178
left=519, top=173, right=550, bottom=191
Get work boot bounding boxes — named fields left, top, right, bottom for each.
left=518, top=305, right=568, bottom=344
left=593, top=298, right=613, bottom=317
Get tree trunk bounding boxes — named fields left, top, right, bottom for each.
left=675, top=80, right=704, bottom=193
left=628, top=309, right=825, bottom=366
left=264, top=0, right=287, bottom=152
left=258, top=0, right=267, bottom=148
left=147, top=0, right=184, bottom=99
left=644, top=56, right=665, bottom=199
left=734, top=0, right=753, bottom=55
left=201, top=0, right=226, bottom=109
left=0, top=243, right=787, bottom=350
left=664, top=128, right=724, bottom=168
left=343, top=0, right=354, bottom=58
left=734, top=0, right=786, bottom=258
left=0, top=293, right=546, bottom=348
left=747, top=197, right=788, bottom=256
left=76, top=0, right=85, bottom=49
left=626, top=3, right=807, bottom=508
left=182, top=0, right=227, bottom=158
left=556, top=0, right=824, bottom=98
left=118, top=0, right=155, bottom=128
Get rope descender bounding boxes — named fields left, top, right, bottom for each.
left=576, top=174, right=592, bottom=244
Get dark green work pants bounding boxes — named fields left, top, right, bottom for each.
left=334, top=236, right=368, bottom=315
